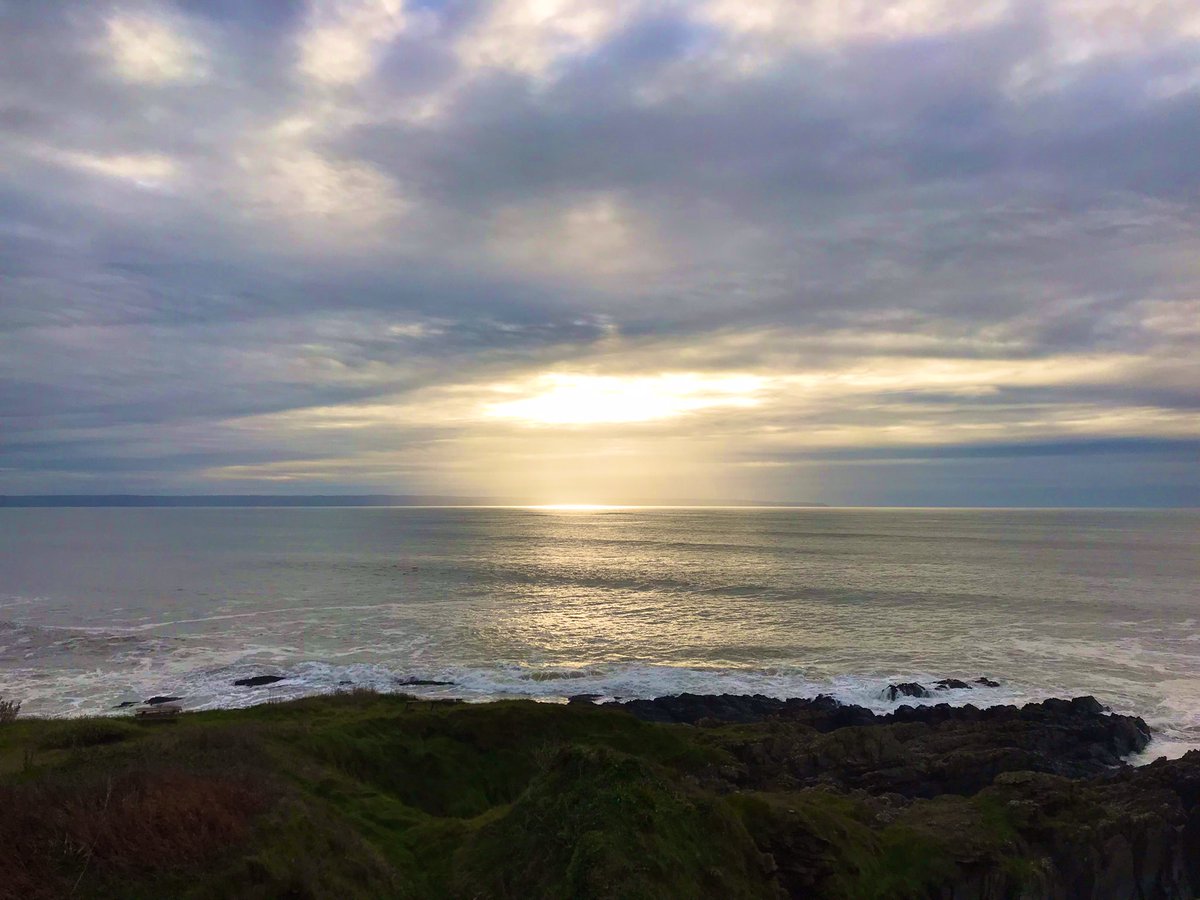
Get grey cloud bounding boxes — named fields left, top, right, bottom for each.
left=1, top=0, right=1198, bottom=501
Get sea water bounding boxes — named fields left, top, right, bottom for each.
left=1, top=507, right=1197, bottom=757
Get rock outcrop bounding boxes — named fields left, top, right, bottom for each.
left=599, top=692, right=1189, bottom=897
left=607, top=693, right=1151, bottom=795
left=232, top=675, right=287, bottom=687
left=886, top=681, right=932, bottom=700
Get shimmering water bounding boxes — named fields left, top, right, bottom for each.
left=1, top=507, right=1197, bottom=756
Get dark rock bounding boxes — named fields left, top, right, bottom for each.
left=970, top=752, right=1200, bottom=898
left=145, top=695, right=182, bottom=705
left=885, top=682, right=930, bottom=701
left=975, top=676, right=1001, bottom=687
left=233, top=675, right=288, bottom=687
left=933, top=679, right=971, bottom=691
left=568, top=694, right=601, bottom=705
left=608, top=692, right=1152, bottom=800
left=112, top=701, right=137, bottom=709
left=396, top=677, right=455, bottom=686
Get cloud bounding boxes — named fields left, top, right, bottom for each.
left=487, top=191, right=666, bottom=280
left=483, top=372, right=768, bottom=425
left=297, top=0, right=411, bottom=86
left=0, top=0, right=1198, bottom=504
left=456, top=0, right=640, bottom=79
left=51, top=150, right=179, bottom=187
left=102, top=8, right=209, bottom=84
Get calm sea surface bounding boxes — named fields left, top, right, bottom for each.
left=1, top=507, right=1197, bottom=756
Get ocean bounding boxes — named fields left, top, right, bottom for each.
left=1, top=507, right=1197, bottom=757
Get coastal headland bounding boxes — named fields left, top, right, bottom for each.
left=1, top=691, right=1196, bottom=898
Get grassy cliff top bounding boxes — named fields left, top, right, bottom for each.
left=0, top=692, right=1195, bottom=899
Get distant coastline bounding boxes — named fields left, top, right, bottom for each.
left=0, top=495, right=829, bottom=508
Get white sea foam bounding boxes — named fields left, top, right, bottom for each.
left=3, top=647, right=1191, bottom=759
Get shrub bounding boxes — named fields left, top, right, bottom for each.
left=0, top=697, right=19, bottom=724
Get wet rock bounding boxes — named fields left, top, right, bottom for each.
left=885, top=682, right=930, bottom=701
left=145, top=695, right=182, bottom=705
left=233, top=675, right=288, bottom=687
left=975, top=676, right=1001, bottom=687
left=568, top=694, right=602, bottom=705
left=933, top=679, right=971, bottom=690
left=396, top=677, right=455, bottom=686
left=112, top=701, right=137, bottom=709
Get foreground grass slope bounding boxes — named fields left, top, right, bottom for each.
left=0, top=692, right=1195, bottom=898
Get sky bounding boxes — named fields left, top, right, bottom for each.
left=1, top=0, right=1198, bottom=506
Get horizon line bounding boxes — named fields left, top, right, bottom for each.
left=0, top=494, right=1195, bottom=511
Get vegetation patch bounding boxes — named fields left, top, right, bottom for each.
left=0, top=693, right=1192, bottom=898
left=0, top=768, right=268, bottom=899
left=35, top=718, right=140, bottom=751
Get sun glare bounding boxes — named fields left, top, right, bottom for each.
left=484, top=372, right=767, bottom=425
left=527, top=503, right=626, bottom=511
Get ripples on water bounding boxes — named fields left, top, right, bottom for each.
left=0, top=507, right=1197, bottom=757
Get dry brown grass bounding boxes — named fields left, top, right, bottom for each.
left=0, top=768, right=268, bottom=899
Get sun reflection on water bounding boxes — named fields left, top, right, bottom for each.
left=527, top=503, right=629, bottom=511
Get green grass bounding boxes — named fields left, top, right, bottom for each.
left=0, top=693, right=1048, bottom=899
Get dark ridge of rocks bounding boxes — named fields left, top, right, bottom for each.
left=233, top=675, right=288, bottom=687
left=606, top=692, right=1152, bottom=799
left=145, top=695, right=182, bottom=705
left=885, top=681, right=931, bottom=700
left=111, top=701, right=137, bottom=709
left=396, top=677, right=456, bottom=686
left=975, top=676, right=1001, bottom=687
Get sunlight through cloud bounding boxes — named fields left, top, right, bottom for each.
left=483, top=373, right=769, bottom=426
left=103, top=12, right=206, bottom=84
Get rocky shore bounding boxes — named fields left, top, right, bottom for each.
left=0, top=690, right=1196, bottom=898
left=603, top=692, right=1154, bottom=789
left=596, top=693, right=1199, bottom=897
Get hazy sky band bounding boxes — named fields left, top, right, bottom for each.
left=1, top=0, right=1198, bottom=505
